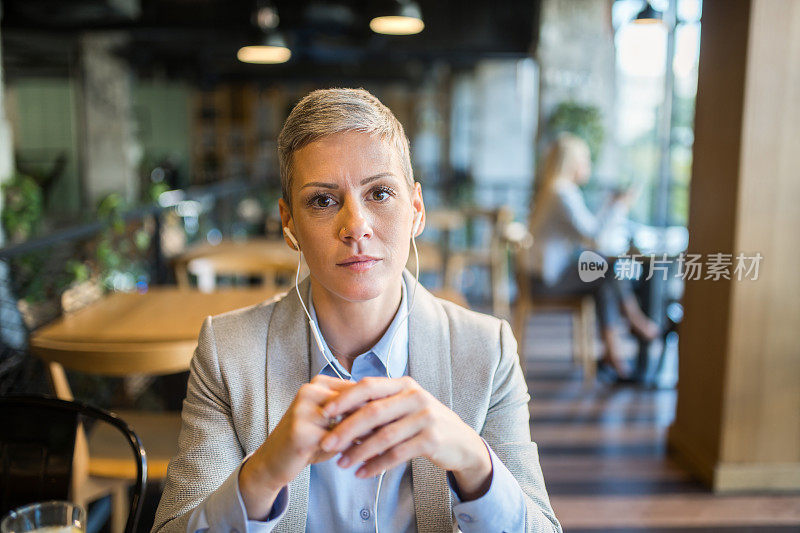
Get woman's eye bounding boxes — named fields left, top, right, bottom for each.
left=309, top=194, right=334, bottom=208
left=371, top=187, right=394, bottom=202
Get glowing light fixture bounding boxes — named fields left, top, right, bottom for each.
left=634, top=1, right=663, bottom=24
left=370, top=0, right=424, bottom=35
left=254, top=2, right=279, bottom=30
left=237, top=33, right=291, bottom=64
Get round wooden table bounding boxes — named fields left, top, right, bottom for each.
left=28, top=286, right=282, bottom=495
left=29, top=286, right=281, bottom=376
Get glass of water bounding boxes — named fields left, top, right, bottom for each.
left=1, top=501, right=85, bottom=533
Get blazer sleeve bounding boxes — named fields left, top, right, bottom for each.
left=479, top=319, right=563, bottom=532
left=151, top=316, right=251, bottom=533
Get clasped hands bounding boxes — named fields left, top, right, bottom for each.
left=239, top=374, right=492, bottom=520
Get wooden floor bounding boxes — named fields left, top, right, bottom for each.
left=523, top=313, right=800, bottom=532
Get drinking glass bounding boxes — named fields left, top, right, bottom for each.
left=1, top=501, right=85, bottom=533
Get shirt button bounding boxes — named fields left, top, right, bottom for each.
left=360, top=507, right=371, bottom=520
left=458, top=513, right=475, bottom=523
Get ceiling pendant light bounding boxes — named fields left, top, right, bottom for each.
left=237, top=32, right=291, bottom=64
left=253, top=0, right=279, bottom=30
left=370, top=0, right=424, bottom=35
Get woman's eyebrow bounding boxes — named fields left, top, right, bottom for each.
left=301, top=181, right=337, bottom=190
left=300, top=173, right=396, bottom=190
left=360, top=173, right=395, bottom=185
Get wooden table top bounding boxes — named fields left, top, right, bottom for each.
left=29, top=286, right=281, bottom=375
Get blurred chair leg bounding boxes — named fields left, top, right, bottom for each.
left=581, top=296, right=597, bottom=383
left=47, top=361, right=73, bottom=401
left=491, top=245, right=511, bottom=321
left=111, top=482, right=127, bottom=533
left=512, top=299, right=528, bottom=378
left=571, top=306, right=582, bottom=370
left=262, top=268, right=276, bottom=291
left=442, top=254, right=459, bottom=293
left=174, top=263, right=190, bottom=289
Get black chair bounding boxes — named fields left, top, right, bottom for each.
left=0, top=395, right=147, bottom=533
left=0, top=259, right=35, bottom=395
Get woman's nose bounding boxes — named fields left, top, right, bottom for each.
left=338, top=200, right=373, bottom=243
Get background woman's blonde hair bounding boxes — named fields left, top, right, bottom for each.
left=277, top=88, right=413, bottom=206
left=530, top=133, right=591, bottom=215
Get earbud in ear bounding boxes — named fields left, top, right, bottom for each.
left=411, top=212, right=422, bottom=237
left=283, top=226, right=299, bottom=250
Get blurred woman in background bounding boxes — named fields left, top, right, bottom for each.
left=525, top=133, right=658, bottom=381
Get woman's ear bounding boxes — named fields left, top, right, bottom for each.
left=411, top=182, right=425, bottom=238
left=278, top=198, right=299, bottom=250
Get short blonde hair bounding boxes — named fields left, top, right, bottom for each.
left=277, top=88, right=413, bottom=206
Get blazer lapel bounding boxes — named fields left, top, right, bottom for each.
left=266, top=279, right=311, bottom=532
left=406, top=271, right=455, bottom=533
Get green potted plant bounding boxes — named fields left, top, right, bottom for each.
left=1, top=172, right=44, bottom=243
left=546, top=102, right=605, bottom=161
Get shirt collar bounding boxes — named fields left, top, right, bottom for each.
left=308, top=278, right=409, bottom=380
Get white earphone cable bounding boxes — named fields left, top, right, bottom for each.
left=294, top=249, right=347, bottom=381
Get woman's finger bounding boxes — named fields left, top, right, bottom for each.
left=293, top=400, right=337, bottom=433
left=354, top=434, right=427, bottom=478
left=321, top=389, right=422, bottom=452
left=336, top=409, right=428, bottom=468
left=299, top=379, right=358, bottom=406
left=297, top=383, right=340, bottom=405
left=311, top=375, right=359, bottom=396
left=322, top=376, right=413, bottom=418
left=310, top=449, right=339, bottom=464
left=311, top=374, right=356, bottom=390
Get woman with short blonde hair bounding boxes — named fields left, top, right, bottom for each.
left=153, top=88, right=561, bottom=533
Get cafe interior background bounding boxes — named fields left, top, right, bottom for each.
left=0, top=0, right=798, bottom=531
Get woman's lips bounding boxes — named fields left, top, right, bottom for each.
left=337, top=256, right=381, bottom=272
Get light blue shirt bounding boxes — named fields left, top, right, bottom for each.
left=188, top=277, right=528, bottom=532
left=305, top=279, right=417, bottom=533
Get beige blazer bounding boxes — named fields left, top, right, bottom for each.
left=152, top=272, right=561, bottom=532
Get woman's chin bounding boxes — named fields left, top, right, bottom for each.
left=335, top=276, right=387, bottom=302
left=338, top=287, right=383, bottom=302
left=316, top=269, right=399, bottom=303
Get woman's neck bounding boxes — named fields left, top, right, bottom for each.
left=309, top=277, right=403, bottom=373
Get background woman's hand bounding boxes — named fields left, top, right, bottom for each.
left=612, top=182, right=641, bottom=208
left=319, top=376, right=493, bottom=500
left=238, top=374, right=354, bottom=520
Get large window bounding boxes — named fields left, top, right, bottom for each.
left=613, top=0, right=701, bottom=227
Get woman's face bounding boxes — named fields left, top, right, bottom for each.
left=279, top=131, right=424, bottom=303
